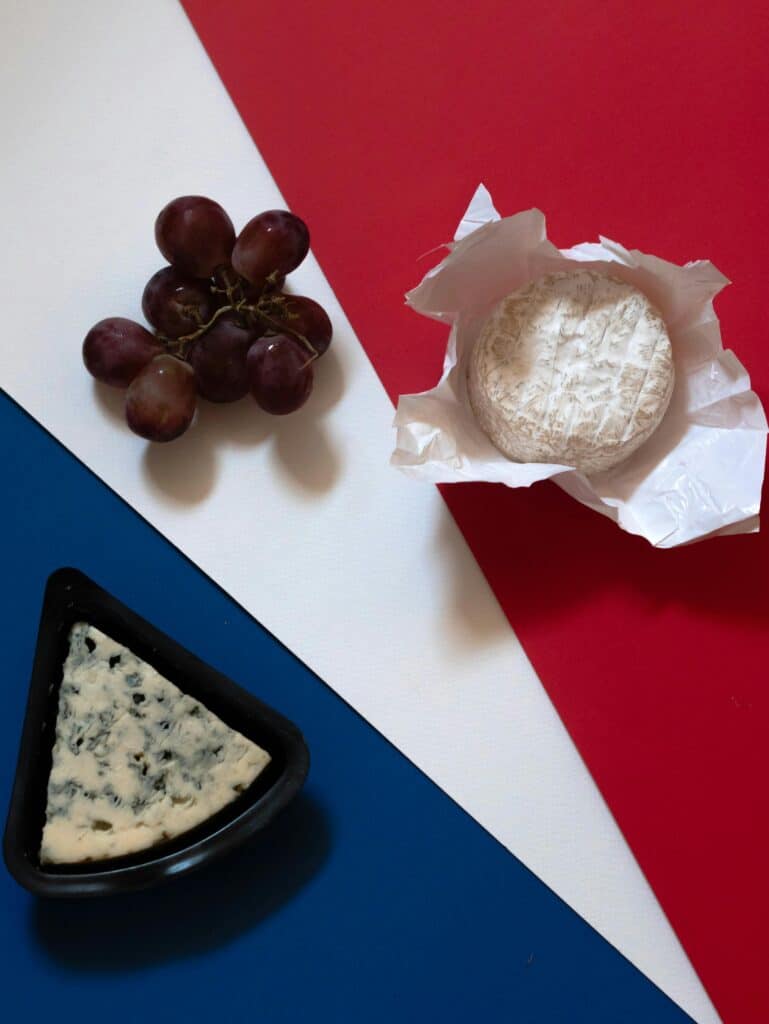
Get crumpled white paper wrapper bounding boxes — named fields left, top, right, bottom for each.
left=392, top=185, right=768, bottom=547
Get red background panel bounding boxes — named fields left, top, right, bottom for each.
left=181, top=2, right=769, bottom=1021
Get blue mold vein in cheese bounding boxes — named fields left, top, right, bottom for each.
left=40, top=622, right=270, bottom=864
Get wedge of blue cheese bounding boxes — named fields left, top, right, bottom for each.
left=40, top=623, right=271, bottom=864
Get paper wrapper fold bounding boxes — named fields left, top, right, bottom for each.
left=392, top=185, right=767, bottom=547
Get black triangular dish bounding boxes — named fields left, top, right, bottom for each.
left=3, top=568, right=310, bottom=897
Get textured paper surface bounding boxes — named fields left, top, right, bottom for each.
left=393, top=186, right=767, bottom=547
left=179, top=3, right=769, bottom=1019
left=0, top=5, right=718, bottom=1022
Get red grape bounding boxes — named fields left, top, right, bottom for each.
left=142, top=267, right=217, bottom=339
left=125, top=355, right=196, bottom=442
left=188, top=316, right=256, bottom=402
left=247, top=334, right=314, bottom=414
left=232, top=211, right=309, bottom=285
left=274, top=294, right=332, bottom=356
left=155, top=196, right=235, bottom=278
left=83, top=318, right=163, bottom=388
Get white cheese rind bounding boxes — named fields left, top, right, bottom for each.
left=40, top=623, right=271, bottom=864
left=467, top=271, right=675, bottom=474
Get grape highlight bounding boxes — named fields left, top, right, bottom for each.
left=232, top=210, right=310, bottom=285
left=125, top=355, right=197, bottom=443
left=247, top=335, right=314, bottom=415
left=83, top=318, right=164, bottom=388
left=142, top=267, right=218, bottom=339
left=155, top=196, right=235, bottom=278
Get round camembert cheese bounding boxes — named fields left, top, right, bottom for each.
left=467, top=271, right=675, bottom=474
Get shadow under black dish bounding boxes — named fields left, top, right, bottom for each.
left=3, top=568, right=310, bottom=897
left=32, top=791, right=330, bottom=969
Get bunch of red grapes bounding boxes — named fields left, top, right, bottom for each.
left=82, top=196, right=332, bottom=442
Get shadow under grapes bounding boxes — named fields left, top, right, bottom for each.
left=92, top=380, right=126, bottom=423
left=139, top=344, right=345, bottom=505
left=142, top=416, right=219, bottom=504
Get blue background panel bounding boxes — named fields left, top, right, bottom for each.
left=0, top=391, right=693, bottom=1023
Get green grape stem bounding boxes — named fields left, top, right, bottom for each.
left=159, top=288, right=318, bottom=363
left=250, top=309, right=319, bottom=363
left=212, top=266, right=244, bottom=308
left=160, top=303, right=236, bottom=355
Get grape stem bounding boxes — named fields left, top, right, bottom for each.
left=159, top=291, right=318, bottom=363
left=250, top=309, right=319, bottom=363
left=162, top=303, right=235, bottom=355
left=213, top=266, right=244, bottom=309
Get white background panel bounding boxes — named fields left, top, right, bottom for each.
left=0, top=2, right=718, bottom=1021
